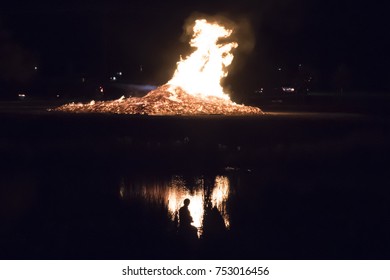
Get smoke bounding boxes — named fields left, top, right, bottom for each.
left=0, top=23, right=37, bottom=83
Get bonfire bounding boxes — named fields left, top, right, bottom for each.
left=54, top=19, right=263, bottom=115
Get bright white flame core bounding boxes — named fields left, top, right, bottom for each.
left=168, top=19, right=238, bottom=100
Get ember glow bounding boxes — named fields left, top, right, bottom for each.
left=54, top=19, right=263, bottom=115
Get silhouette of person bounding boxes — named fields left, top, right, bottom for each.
left=178, top=198, right=198, bottom=240
left=203, top=203, right=226, bottom=240
left=179, top=198, right=193, bottom=226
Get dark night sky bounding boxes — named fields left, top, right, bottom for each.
left=1, top=0, right=389, bottom=96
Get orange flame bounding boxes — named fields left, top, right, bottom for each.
left=167, top=19, right=238, bottom=100
left=53, top=18, right=263, bottom=115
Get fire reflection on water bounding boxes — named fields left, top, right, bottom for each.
left=167, top=176, right=205, bottom=229
left=119, top=175, right=231, bottom=236
left=211, top=176, right=230, bottom=228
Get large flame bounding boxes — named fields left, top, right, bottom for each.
left=167, top=19, right=238, bottom=100
left=53, top=18, right=263, bottom=115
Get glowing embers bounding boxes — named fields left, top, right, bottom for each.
left=56, top=85, right=262, bottom=115
left=54, top=18, right=263, bottom=115
left=119, top=175, right=231, bottom=237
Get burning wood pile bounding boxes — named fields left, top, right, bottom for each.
left=54, top=85, right=262, bottom=115
left=54, top=19, right=263, bottom=115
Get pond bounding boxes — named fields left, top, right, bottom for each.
left=1, top=113, right=390, bottom=259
